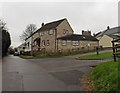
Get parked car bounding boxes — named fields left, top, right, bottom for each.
left=14, top=52, right=19, bottom=56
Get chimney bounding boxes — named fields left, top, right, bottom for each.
left=82, top=30, right=84, bottom=35
left=107, top=26, right=110, bottom=30
left=93, top=33, right=96, bottom=36
left=41, top=23, right=44, bottom=27
left=82, top=30, right=91, bottom=36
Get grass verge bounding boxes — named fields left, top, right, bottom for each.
left=78, top=52, right=112, bottom=60
left=89, top=60, right=119, bottom=91
left=19, top=55, right=34, bottom=59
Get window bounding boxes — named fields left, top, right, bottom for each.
left=48, top=29, right=54, bottom=35
left=46, top=40, right=50, bottom=46
left=72, top=41, right=79, bottom=46
left=42, top=40, right=45, bottom=46
left=40, top=32, right=44, bottom=36
left=63, top=29, right=68, bottom=34
left=28, top=42, right=29, bottom=48
left=34, top=41, right=37, bottom=46
left=62, top=40, right=67, bottom=46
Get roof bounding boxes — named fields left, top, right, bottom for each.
left=112, top=38, right=120, bottom=42
left=107, top=34, right=120, bottom=39
left=57, top=34, right=99, bottom=41
left=95, top=26, right=120, bottom=38
left=38, top=18, right=66, bottom=31
left=25, top=18, right=66, bottom=40
left=18, top=43, right=26, bottom=48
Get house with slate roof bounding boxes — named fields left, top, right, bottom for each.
left=95, top=26, right=120, bottom=48
left=23, top=18, right=99, bottom=53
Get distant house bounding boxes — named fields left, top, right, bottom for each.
left=95, top=26, right=120, bottom=48
left=20, top=18, right=99, bottom=54
left=24, top=36, right=32, bottom=52
left=17, top=43, right=26, bottom=53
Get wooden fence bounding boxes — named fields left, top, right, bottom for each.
left=112, top=39, right=120, bottom=62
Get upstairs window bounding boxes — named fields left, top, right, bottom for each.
left=62, top=40, right=67, bottom=46
left=63, top=29, right=68, bottom=34
left=72, top=41, right=79, bottom=46
left=48, top=29, right=54, bottom=35
left=40, top=32, right=44, bottom=36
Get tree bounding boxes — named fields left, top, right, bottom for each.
left=20, top=24, right=37, bottom=41
left=0, top=19, right=11, bottom=56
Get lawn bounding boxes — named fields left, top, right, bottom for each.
left=78, top=52, right=112, bottom=60
left=89, top=60, right=119, bottom=91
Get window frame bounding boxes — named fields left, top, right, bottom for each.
left=42, top=40, right=45, bottom=46
left=62, top=40, right=67, bottom=46
left=72, top=41, right=79, bottom=46
left=40, top=31, right=44, bottom=36
left=63, top=29, right=68, bottom=34
left=48, top=29, right=54, bottom=35
left=46, top=40, right=50, bottom=46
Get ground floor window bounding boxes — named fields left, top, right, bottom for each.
left=62, top=40, right=67, bottom=46
left=72, top=41, right=79, bottom=46
left=42, top=40, right=45, bottom=46
left=46, top=40, right=50, bottom=46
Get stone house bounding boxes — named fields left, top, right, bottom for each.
left=24, top=18, right=98, bottom=53
left=95, top=26, right=120, bottom=48
left=57, top=34, right=99, bottom=52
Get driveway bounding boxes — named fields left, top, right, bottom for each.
left=2, top=50, right=112, bottom=91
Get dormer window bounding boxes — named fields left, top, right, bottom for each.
left=40, top=32, right=44, bottom=36
left=48, top=29, right=54, bottom=35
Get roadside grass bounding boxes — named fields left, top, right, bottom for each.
left=78, top=52, right=112, bottom=60
left=19, top=50, right=96, bottom=59
left=19, top=53, right=63, bottom=59
left=89, top=60, right=119, bottom=91
left=19, top=55, right=34, bottom=59
left=34, top=53, right=63, bottom=58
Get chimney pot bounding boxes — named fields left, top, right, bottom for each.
left=41, top=23, right=44, bottom=27
left=107, top=26, right=110, bottom=30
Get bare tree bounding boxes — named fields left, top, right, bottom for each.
left=0, top=19, right=6, bottom=30
left=20, top=24, right=37, bottom=41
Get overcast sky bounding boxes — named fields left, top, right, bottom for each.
left=1, top=1, right=118, bottom=47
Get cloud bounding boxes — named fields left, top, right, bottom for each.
left=2, top=2, right=118, bottom=47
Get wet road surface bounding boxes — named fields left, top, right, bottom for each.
left=2, top=54, right=111, bottom=91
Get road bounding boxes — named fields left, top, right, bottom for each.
left=2, top=51, right=112, bottom=91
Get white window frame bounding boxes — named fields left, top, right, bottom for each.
left=72, top=41, right=79, bottom=46
left=62, top=40, right=67, bottom=46
left=40, top=31, right=44, bottom=36
left=42, top=40, right=45, bottom=46
left=63, top=29, right=68, bottom=34
left=48, top=29, right=54, bottom=35
left=46, top=40, right=50, bottom=46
